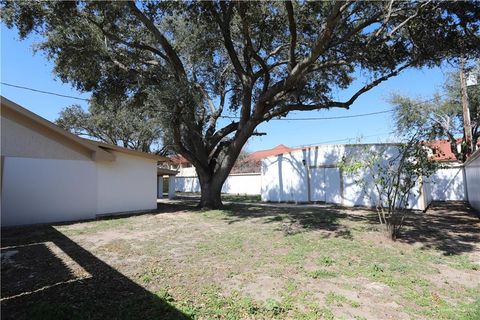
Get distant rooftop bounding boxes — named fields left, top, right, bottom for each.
left=243, top=144, right=294, bottom=162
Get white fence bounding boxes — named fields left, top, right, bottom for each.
left=465, top=150, right=480, bottom=211
left=174, top=144, right=474, bottom=209
left=261, top=144, right=466, bottom=210
left=425, top=166, right=466, bottom=202
left=175, top=173, right=261, bottom=195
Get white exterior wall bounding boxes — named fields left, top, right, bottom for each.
left=168, top=176, right=176, bottom=199
left=1, top=116, right=90, bottom=161
left=427, top=166, right=466, bottom=201
left=176, top=173, right=262, bottom=195
left=176, top=166, right=197, bottom=176
left=423, top=177, right=434, bottom=208
left=1, top=157, right=97, bottom=226
left=96, top=152, right=157, bottom=215
left=465, top=152, right=480, bottom=211
left=1, top=112, right=160, bottom=226
left=175, top=176, right=201, bottom=193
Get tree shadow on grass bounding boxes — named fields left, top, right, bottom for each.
left=184, top=195, right=479, bottom=256
left=218, top=202, right=381, bottom=240
left=398, top=201, right=480, bottom=256
left=1, top=226, right=191, bottom=320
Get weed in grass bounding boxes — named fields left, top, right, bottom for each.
left=309, top=269, right=337, bottom=279
left=139, top=274, right=152, bottom=284
left=319, top=255, right=335, bottom=266
left=296, top=305, right=336, bottom=320
left=263, top=298, right=287, bottom=316
left=138, top=266, right=163, bottom=284
left=156, top=288, right=175, bottom=303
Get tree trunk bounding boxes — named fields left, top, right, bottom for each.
left=198, top=179, right=223, bottom=209
left=194, top=121, right=257, bottom=209
left=197, top=172, right=225, bottom=209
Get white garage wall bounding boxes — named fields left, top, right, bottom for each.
left=1, top=157, right=97, bottom=226
left=465, top=151, right=480, bottom=211
left=175, top=173, right=261, bottom=195
left=96, top=152, right=157, bottom=215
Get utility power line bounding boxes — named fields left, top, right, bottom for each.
left=1, top=81, right=444, bottom=121
left=1, top=82, right=90, bottom=102
left=221, top=109, right=394, bottom=121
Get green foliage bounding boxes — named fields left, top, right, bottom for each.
left=390, top=61, right=480, bottom=162
left=57, top=95, right=166, bottom=154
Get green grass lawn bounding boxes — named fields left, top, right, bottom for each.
left=1, top=201, right=479, bottom=319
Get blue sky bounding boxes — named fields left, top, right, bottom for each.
left=1, top=24, right=451, bottom=152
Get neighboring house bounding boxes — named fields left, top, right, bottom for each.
left=169, top=154, right=197, bottom=176
left=423, top=140, right=471, bottom=203
left=1, top=97, right=169, bottom=227
left=232, top=144, right=294, bottom=173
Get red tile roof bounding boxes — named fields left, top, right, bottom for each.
left=425, top=140, right=458, bottom=161
left=243, top=144, right=294, bottom=162
left=170, top=154, right=189, bottom=164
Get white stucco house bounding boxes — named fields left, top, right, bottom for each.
left=1, top=96, right=169, bottom=227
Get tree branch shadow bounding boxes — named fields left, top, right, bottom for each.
left=398, top=201, right=480, bottom=256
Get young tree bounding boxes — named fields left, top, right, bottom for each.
left=2, top=1, right=479, bottom=208
left=390, top=61, right=480, bottom=162
left=56, top=95, right=168, bottom=154
left=341, top=134, right=439, bottom=240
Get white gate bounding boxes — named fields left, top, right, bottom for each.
left=309, top=167, right=341, bottom=203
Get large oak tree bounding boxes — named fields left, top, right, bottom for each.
left=2, top=1, right=479, bottom=208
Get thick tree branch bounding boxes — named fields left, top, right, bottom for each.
left=207, top=121, right=239, bottom=152
left=237, top=4, right=270, bottom=92
left=285, top=1, right=297, bottom=70
left=331, top=63, right=411, bottom=109
left=127, top=1, right=186, bottom=78
left=288, top=1, right=347, bottom=80
left=210, top=2, right=248, bottom=82
left=263, top=63, right=411, bottom=120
